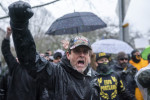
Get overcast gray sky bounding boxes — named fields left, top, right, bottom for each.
left=0, top=0, right=150, bottom=36
left=0, top=0, right=118, bottom=30
left=124, top=0, right=150, bottom=35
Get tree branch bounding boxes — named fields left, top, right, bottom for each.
left=0, top=0, right=60, bottom=20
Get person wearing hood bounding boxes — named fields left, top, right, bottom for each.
left=112, top=52, right=137, bottom=100
left=8, top=1, right=100, bottom=100
left=135, top=54, right=150, bottom=100
left=129, top=50, right=149, bottom=100
left=95, top=52, right=135, bottom=100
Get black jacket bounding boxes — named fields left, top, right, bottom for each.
left=0, top=72, right=10, bottom=100
left=35, top=55, right=100, bottom=100
left=97, top=66, right=136, bottom=100
left=98, top=71, right=122, bottom=100
left=111, top=63, right=137, bottom=99
left=1, top=38, right=37, bottom=100
left=10, top=18, right=100, bottom=100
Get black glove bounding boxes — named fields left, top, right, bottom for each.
left=8, top=1, right=33, bottom=23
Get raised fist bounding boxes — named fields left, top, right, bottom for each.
left=8, top=1, right=33, bottom=23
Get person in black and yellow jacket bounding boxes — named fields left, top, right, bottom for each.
left=95, top=52, right=135, bottom=100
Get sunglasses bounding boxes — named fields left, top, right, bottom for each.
left=119, top=58, right=128, bottom=61
left=134, top=55, right=141, bottom=57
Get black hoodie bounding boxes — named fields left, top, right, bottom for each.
left=1, top=38, right=37, bottom=100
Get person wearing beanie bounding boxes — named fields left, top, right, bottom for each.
left=129, top=49, right=149, bottom=100
left=112, top=52, right=137, bottom=100
left=53, top=52, right=62, bottom=64
left=95, top=52, right=135, bottom=100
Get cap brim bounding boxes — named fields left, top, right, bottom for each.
left=70, top=44, right=92, bottom=50
left=96, top=55, right=109, bottom=61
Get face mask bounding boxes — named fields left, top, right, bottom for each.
left=132, top=55, right=141, bottom=63
left=96, top=62, right=110, bottom=73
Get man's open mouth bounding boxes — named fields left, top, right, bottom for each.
left=78, top=60, right=85, bottom=65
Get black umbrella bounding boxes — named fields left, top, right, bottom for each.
left=46, top=12, right=107, bottom=35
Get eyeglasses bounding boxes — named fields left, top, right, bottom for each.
left=119, top=58, right=128, bottom=61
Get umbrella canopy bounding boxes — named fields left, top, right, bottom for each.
left=141, top=46, right=150, bottom=60
left=91, top=39, right=133, bottom=54
left=46, top=12, right=107, bottom=35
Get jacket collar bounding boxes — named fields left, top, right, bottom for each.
left=60, top=55, right=96, bottom=79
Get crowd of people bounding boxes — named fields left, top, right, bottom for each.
left=0, top=1, right=150, bottom=100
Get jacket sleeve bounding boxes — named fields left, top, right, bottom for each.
left=9, top=3, right=56, bottom=85
left=10, top=18, right=56, bottom=81
left=10, top=21, right=37, bottom=77
left=1, top=38, right=18, bottom=75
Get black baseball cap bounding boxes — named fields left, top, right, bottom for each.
left=96, top=52, right=109, bottom=61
